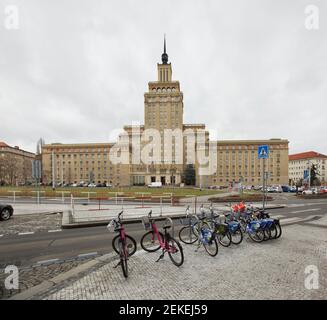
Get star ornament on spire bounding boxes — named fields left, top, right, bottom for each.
left=161, top=34, right=168, bottom=64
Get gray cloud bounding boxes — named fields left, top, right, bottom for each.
left=0, top=0, right=326, bottom=154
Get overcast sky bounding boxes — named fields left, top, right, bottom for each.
left=0, top=0, right=326, bottom=155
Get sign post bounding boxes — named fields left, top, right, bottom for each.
left=258, top=145, right=269, bottom=210
left=32, top=160, right=42, bottom=204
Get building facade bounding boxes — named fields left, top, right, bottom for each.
left=41, top=142, right=132, bottom=186
left=41, top=40, right=289, bottom=187
left=0, top=141, right=35, bottom=185
left=289, top=151, right=327, bottom=185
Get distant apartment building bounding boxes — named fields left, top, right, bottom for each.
left=289, top=151, right=327, bottom=185
left=41, top=39, right=289, bottom=187
left=41, top=143, right=131, bottom=186
left=0, top=141, right=35, bottom=185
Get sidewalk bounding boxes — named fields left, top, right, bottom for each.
left=11, top=220, right=327, bottom=300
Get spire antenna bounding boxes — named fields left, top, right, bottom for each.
left=161, top=34, right=168, bottom=64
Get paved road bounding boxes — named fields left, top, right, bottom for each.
left=0, top=199, right=326, bottom=268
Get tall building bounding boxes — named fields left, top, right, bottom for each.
left=41, top=39, right=289, bottom=187
left=0, top=141, right=35, bottom=185
left=289, top=151, right=327, bottom=185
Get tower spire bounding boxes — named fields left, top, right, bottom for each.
left=161, top=34, right=168, bottom=64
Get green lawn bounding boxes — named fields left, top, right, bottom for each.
left=0, top=186, right=222, bottom=198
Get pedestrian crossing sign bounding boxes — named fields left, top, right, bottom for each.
left=258, top=145, right=269, bottom=159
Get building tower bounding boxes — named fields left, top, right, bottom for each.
left=143, top=36, right=184, bottom=185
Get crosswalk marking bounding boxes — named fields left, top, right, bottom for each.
left=290, top=208, right=320, bottom=214
left=18, top=232, right=35, bottom=236
left=270, top=215, right=285, bottom=219
left=280, top=217, right=304, bottom=225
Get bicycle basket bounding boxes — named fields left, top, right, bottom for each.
left=142, top=216, right=152, bottom=230
left=107, top=219, right=116, bottom=233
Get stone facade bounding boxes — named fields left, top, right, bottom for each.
left=41, top=41, right=289, bottom=187
left=0, top=141, right=35, bottom=186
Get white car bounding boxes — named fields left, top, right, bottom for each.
left=148, top=182, right=162, bottom=188
left=88, top=183, right=97, bottom=188
left=302, top=189, right=314, bottom=195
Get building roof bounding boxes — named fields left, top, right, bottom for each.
left=0, top=141, right=9, bottom=147
left=289, top=151, right=327, bottom=161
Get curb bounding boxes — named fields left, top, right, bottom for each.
left=62, top=214, right=187, bottom=229
left=8, top=253, right=116, bottom=300
left=62, top=205, right=286, bottom=229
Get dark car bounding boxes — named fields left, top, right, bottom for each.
left=0, top=204, right=14, bottom=221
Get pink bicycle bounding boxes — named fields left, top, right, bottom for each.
left=140, top=210, right=184, bottom=267
left=108, top=211, right=137, bottom=278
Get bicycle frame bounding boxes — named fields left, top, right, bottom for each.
left=149, top=219, right=177, bottom=254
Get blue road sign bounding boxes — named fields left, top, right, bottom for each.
left=258, top=145, right=269, bottom=159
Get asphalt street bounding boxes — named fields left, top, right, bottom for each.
left=0, top=197, right=326, bottom=268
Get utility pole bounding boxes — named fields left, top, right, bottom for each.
left=52, top=149, right=56, bottom=190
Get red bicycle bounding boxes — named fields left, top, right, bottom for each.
left=140, top=210, right=184, bottom=267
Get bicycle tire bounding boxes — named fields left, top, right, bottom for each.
left=118, top=239, right=128, bottom=278
left=167, top=236, right=184, bottom=267
left=217, top=231, right=232, bottom=247
left=263, top=227, right=271, bottom=241
left=248, top=229, right=265, bottom=243
left=202, top=235, right=219, bottom=257
left=269, top=223, right=278, bottom=239
left=112, top=234, right=137, bottom=256
left=230, top=228, right=243, bottom=245
left=179, top=226, right=198, bottom=244
left=275, top=221, right=282, bottom=238
left=140, top=231, right=163, bottom=252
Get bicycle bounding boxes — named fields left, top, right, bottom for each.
left=108, top=211, right=137, bottom=278
left=179, top=206, right=219, bottom=257
left=140, top=211, right=184, bottom=267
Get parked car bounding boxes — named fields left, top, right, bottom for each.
left=302, top=188, right=317, bottom=195
left=148, top=182, right=162, bottom=188
left=0, top=204, right=14, bottom=221
left=88, top=183, right=97, bottom=188
left=281, top=185, right=290, bottom=192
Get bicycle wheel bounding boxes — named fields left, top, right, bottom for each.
left=118, top=239, right=128, bottom=278
left=230, top=229, right=243, bottom=245
left=269, top=223, right=278, bottom=239
left=275, top=221, right=282, bottom=238
left=263, top=227, right=271, bottom=241
left=217, top=231, right=232, bottom=247
left=167, top=236, right=184, bottom=267
left=141, top=231, right=163, bottom=252
left=248, top=229, right=265, bottom=243
left=179, top=226, right=198, bottom=244
left=112, top=234, right=137, bottom=256
left=202, top=234, right=219, bottom=257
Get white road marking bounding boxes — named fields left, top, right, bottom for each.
left=18, top=232, right=35, bottom=236
left=78, top=252, right=98, bottom=258
left=290, top=208, right=320, bottom=214
left=48, top=229, right=62, bottom=233
left=36, top=258, right=59, bottom=265
left=280, top=217, right=303, bottom=225
left=271, top=215, right=285, bottom=219
left=0, top=234, right=3, bottom=237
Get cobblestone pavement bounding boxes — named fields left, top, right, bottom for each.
left=0, top=257, right=95, bottom=300
left=0, top=213, right=62, bottom=236
left=34, top=223, right=326, bottom=300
